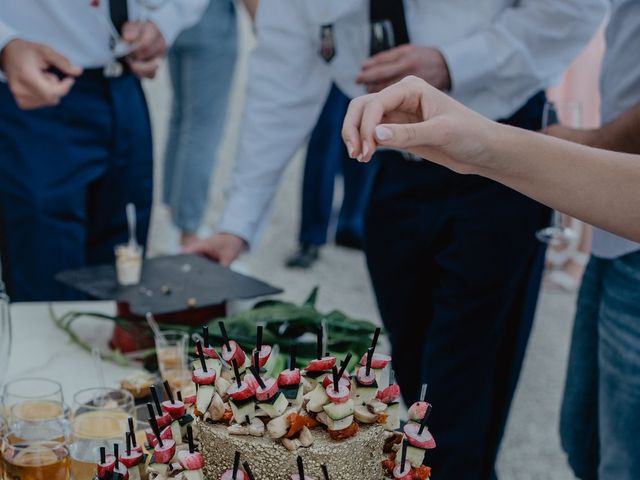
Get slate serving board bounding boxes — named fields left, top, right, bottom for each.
left=56, top=254, right=282, bottom=316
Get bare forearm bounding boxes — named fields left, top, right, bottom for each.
left=594, top=101, right=640, bottom=154
left=477, top=124, right=640, bottom=242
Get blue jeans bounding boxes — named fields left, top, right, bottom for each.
left=560, top=252, right=640, bottom=480
left=299, top=85, right=379, bottom=246
left=163, top=0, right=238, bottom=233
left=0, top=73, right=152, bottom=301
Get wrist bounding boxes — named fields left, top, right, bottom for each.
left=0, top=38, right=19, bottom=73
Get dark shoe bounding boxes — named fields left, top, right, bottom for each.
left=285, top=244, right=320, bottom=269
left=335, top=231, right=363, bottom=250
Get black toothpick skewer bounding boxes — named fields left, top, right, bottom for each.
left=219, top=321, right=231, bottom=350
left=113, top=443, right=119, bottom=464
left=163, top=380, right=175, bottom=404
left=337, top=353, right=352, bottom=379
left=289, top=345, right=297, bottom=370
left=177, top=391, right=183, bottom=402
left=400, top=440, right=408, bottom=472
left=196, top=341, right=208, bottom=372
left=418, top=404, right=433, bottom=435
left=150, top=386, right=163, bottom=416
left=126, top=432, right=132, bottom=456
left=251, top=365, right=266, bottom=390
left=331, top=366, right=340, bottom=391
left=148, top=416, right=163, bottom=448
left=232, top=451, right=241, bottom=479
left=100, top=447, right=106, bottom=464
left=297, top=455, right=305, bottom=479
left=256, top=325, right=263, bottom=352
left=128, top=418, right=137, bottom=448
left=365, top=346, right=374, bottom=376
left=420, top=383, right=428, bottom=402
left=186, top=425, right=195, bottom=454
left=371, top=327, right=381, bottom=351
left=316, top=326, right=323, bottom=360
left=232, top=359, right=242, bottom=388
left=242, top=462, right=256, bottom=480
left=321, top=464, right=330, bottom=480
left=146, top=403, right=157, bottom=423
left=203, top=325, right=210, bottom=347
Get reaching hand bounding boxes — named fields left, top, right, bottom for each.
left=122, top=21, right=167, bottom=79
left=0, top=39, right=82, bottom=109
left=183, top=233, right=248, bottom=267
left=342, top=75, right=493, bottom=174
left=356, top=45, right=451, bottom=93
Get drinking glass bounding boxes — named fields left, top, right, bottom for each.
left=2, top=379, right=64, bottom=424
left=0, top=418, right=6, bottom=477
left=1, top=431, right=70, bottom=480
left=0, top=285, right=11, bottom=394
left=536, top=101, right=583, bottom=246
left=69, top=388, right=134, bottom=480
left=7, top=403, right=69, bottom=443
left=370, top=19, right=395, bottom=55
left=155, top=331, right=191, bottom=394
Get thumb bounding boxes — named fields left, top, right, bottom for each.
left=42, top=47, right=82, bottom=77
left=374, top=121, right=444, bottom=149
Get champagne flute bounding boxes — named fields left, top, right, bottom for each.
left=370, top=19, right=396, bottom=55
left=0, top=281, right=10, bottom=394
left=536, top=101, right=583, bottom=246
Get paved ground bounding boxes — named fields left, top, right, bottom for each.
left=143, top=10, right=579, bottom=479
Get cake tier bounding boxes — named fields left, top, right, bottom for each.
left=197, top=421, right=386, bottom=480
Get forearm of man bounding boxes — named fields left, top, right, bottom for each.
left=476, top=124, right=640, bottom=242
left=593, top=102, right=640, bottom=154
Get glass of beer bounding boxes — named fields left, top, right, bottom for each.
left=69, top=388, right=134, bottom=480
left=1, top=432, right=70, bottom=480
left=7, top=403, right=68, bottom=443
left=156, top=330, right=191, bottom=393
left=2, top=379, right=64, bottom=413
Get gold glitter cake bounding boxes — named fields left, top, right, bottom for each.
left=197, top=421, right=387, bottom=480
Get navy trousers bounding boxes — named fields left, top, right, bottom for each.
left=0, top=71, right=152, bottom=301
left=299, top=85, right=379, bottom=246
left=365, top=92, right=549, bottom=480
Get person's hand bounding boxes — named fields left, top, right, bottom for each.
left=356, top=45, right=451, bottom=93
left=544, top=124, right=600, bottom=147
left=342, top=75, right=494, bottom=175
left=184, top=233, right=248, bottom=267
left=0, top=39, right=82, bottom=109
left=122, top=21, right=167, bottom=79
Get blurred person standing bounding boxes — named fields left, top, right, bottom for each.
left=547, top=1, right=640, bottom=477
left=286, top=84, right=379, bottom=269
left=0, top=0, right=206, bottom=301
left=188, top=1, right=606, bottom=478
left=164, top=0, right=258, bottom=248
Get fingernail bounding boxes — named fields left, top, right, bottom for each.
left=346, top=142, right=355, bottom=158
left=375, top=125, right=393, bottom=141
left=362, top=141, right=370, bottom=158
left=356, top=155, right=364, bottom=163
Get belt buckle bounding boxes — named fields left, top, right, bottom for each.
left=103, top=60, right=124, bottom=78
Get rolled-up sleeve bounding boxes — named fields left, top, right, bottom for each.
left=440, top=0, right=608, bottom=119
left=150, top=0, right=209, bottom=45
left=217, top=0, right=332, bottom=246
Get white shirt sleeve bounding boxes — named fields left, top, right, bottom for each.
left=0, top=18, right=17, bottom=53
left=150, top=0, right=210, bottom=45
left=440, top=0, right=608, bottom=117
left=217, top=0, right=333, bottom=246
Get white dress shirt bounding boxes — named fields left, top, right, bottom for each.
left=219, top=0, right=607, bottom=246
left=0, top=0, right=208, bottom=69
left=591, top=0, right=640, bottom=259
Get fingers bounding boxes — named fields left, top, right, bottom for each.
left=124, top=22, right=166, bottom=61
left=183, top=239, right=223, bottom=262
left=41, top=46, right=82, bottom=77
left=127, top=58, right=160, bottom=79
left=356, top=58, right=409, bottom=86
left=361, top=45, right=409, bottom=70
left=342, top=96, right=368, bottom=161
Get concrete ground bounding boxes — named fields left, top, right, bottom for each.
left=144, top=9, right=579, bottom=479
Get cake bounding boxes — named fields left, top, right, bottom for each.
left=94, top=324, right=436, bottom=480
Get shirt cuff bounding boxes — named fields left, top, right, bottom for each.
left=217, top=195, right=261, bottom=249
left=439, top=30, right=497, bottom=97
left=149, top=4, right=184, bottom=46
left=0, top=23, right=18, bottom=81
